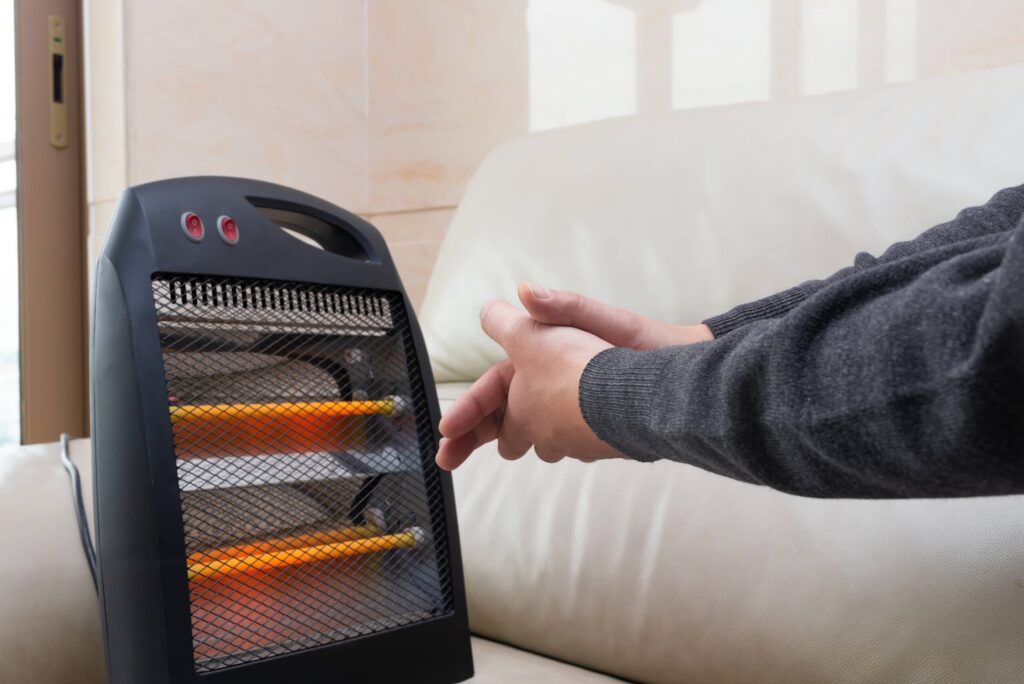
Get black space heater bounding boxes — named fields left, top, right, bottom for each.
left=91, top=177, right=473, bottom=683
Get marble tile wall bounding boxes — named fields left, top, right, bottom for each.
left=84, top=0, right=370, bottom=291
left=83, top=0, right=125, bottom=270
left=124, top=0, right=369, bottom=211
left=367, top=1, right=529, bottom=214
left=85, top=0, right=1024, bottom=307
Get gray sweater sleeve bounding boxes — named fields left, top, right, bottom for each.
left=581, top=186, right=1024, bottom=498
left=703, top=185, right=1024, bottom=336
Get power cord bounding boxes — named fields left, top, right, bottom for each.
left=60, top=433, right=99, bottom=592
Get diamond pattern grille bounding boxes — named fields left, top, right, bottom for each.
left=150, top=274, right=451, bottom=673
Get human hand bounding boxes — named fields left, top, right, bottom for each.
left=435, top=299, right=621, bottom=470
left=514, top=282, right=713, bottom=348
left=434, top=283, right=713, bottom=471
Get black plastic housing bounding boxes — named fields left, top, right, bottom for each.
left=90, top=176, right=473, bottom=683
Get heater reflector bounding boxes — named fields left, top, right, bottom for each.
left=151, top=274, right=452, bottom=673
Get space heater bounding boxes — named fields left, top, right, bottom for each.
left=91, top=177, right=473, bottom=683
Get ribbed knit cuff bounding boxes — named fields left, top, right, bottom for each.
left=578, top=347, right=673, bottom=463
left=702, top=284, right=811, bottom=337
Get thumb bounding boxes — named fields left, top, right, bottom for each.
left=479, top=299, right=531, bottom=351
left=517, top=282, right=655, bottom=349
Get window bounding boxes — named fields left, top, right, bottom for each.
left=0, top=0, right=19, bottom=445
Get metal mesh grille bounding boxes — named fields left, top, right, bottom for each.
left=151, top=274, right=452, bottom=673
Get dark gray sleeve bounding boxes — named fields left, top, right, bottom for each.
left=580, top=217, right=1024, bottom=498
left=703, top=184, right=1024, bottom=337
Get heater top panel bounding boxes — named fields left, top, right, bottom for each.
left=106, top=176, right=401, bottom=297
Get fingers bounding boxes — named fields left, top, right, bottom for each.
left=479, top=299, right=533, bottom=350
left=435, top=434, right=477, bottom=471
left=438, top=360, right=513, bottom=439
left=496, top=410, right=532, bottom=461
left=533, top=446, right=565, bottom=464
left=435, top=360, right=512, bottom=470
left=435, top=410, right=500, bottom=471
left=517, top=282, right=655, bottom=349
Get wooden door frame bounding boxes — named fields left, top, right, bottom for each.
left=14, top=0, right=87, bottom=443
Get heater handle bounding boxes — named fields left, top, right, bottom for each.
left=247, top=196, right=379, bottom=264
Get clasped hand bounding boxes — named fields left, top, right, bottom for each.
left=435, top=283, right=712, bottom=470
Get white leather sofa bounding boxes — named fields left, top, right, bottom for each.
left=4, top=64, right=1024, bottom=683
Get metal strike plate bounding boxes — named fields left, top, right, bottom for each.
left=48, top=15, right=68, bottom=149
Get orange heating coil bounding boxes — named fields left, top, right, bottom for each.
left=187, top=527, right=423, bottom=582
left=188, top=524, right=381, bottom=566
left=169, top=399, right=399, bottom=424
left=168, top=399, right=399, bottom=458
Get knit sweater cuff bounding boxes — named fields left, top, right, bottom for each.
left=578, top=347, right=672, bottom=463
left=702, top=284, right=811, bottom=337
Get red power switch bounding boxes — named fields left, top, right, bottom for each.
left=217, top=215, right=239, bottom=245
left=180, top=212, right=204, bottom=242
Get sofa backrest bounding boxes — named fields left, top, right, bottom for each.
left=421, top=64, right=1024, bottom=382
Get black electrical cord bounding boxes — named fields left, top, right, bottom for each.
left=60, top=433, right=99, bottom=592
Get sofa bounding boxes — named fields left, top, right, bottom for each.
left=4, top=63, right=1024, bottom=683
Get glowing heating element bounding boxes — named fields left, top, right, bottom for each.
left=188, top=527, right=425, bottom=582
left=188, top=525, right=380, bottom=565
left=169, top=398, right=401, bottom=424
left=168, top=398, right=405, bottom=458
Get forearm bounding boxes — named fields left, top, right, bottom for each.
left=582, top=226, right=1024, bottom=498
left=703, top=184, right=1024, bottom=337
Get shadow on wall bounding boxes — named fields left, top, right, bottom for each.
left=527, top=0, right=919, bottom=132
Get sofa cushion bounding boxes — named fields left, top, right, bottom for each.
left=469, top=637, right=622, bottom=683
left=420, top=64, right=1024, bottom=382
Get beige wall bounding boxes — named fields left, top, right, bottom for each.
left=362, top=1, right=528, bottom=300
left=84, top=0, right=1024, bottom=306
